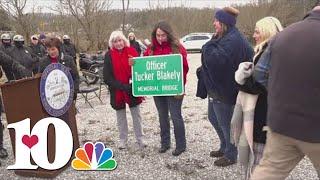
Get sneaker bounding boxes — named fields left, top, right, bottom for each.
left=118, top=140, right=127, bottom=150
left=0, top=148, right=8, bottom=158
left=172, top=148, right=185, bottom=156
left=210, top=150, right=224, bottom=158
left=158, top=146, right=170, bottom=153
left=214, top=156, right=236, bottom=167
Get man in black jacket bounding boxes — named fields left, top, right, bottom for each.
left=61, top=35, right=77, bottom=64
left=29, top=35, right=46, bottom=58
left=8, top=35, right=37, bottom=77
left=0, top=49, right=30, bottom=164
left=0, top=33, right=15, bottom=81
left=251, top=3, right=320, bottom=179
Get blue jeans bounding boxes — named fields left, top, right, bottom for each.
left=208, top=98, right=237, bottom=161
left=153, top=96, right=186, bottom=150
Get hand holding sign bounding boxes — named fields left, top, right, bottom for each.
left=128, top=55, right=134, bottom=66
left=132, top=54, right=184, bottom=96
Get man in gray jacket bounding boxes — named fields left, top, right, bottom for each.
left=251, top=2, right=320, bottom=179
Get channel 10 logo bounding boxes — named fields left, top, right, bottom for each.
left=7, top=118, right=73, bottom=170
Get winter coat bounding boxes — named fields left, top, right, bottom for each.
left=103, top=47, right=143, bottom=110
left=0, top=44, right=15, bottom=80
left=266, top=9, right=320, bottom=143
left=130, top=39, right=142, bottom=56
left=235, top=42, right=269, bottom=144
left=144, top=39, right=189, bottom=86
left=29, top=43, right=46, bottom=58
left=0, top=50, right=31, bottom=79
left=0, top=44, right=13, bottom=53
left=7, top=46, right=37, bottom=77
left=201, top=26, right=254, bottom=105
left=61, top=43, right=77, bottom=60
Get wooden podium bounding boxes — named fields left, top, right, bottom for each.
left=0, top=76, right=79, bottom=178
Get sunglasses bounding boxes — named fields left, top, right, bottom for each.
left=32, top=37, right=38, bottom=40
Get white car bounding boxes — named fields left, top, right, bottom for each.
left=180, top=33, right=213, bottom=52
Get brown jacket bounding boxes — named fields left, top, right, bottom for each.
left=267, top=9, right=320, bottom=143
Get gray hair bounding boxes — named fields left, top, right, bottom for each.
left=108, top=31, right=130, bottom=48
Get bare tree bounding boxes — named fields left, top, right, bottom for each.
left=148, top=0, right=152, bottom=10
left=0, top=7, right=11, bottom=30
left=167, top=0, right=172, bottom=8
left=121, top=0, right=130, bottom=33
left=0, top=0, right=32, bottom=40
left=57, top=0, right=112, bottom=50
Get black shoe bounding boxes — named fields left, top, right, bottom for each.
left=158, top=146, right=170, bottom=153
left=0, top=148, right=8, bottom=158
left=214, top=156, right=236, bottom=167
left=210, top=150, right=224, bottom=158
left=172, top=148, right=185, bottom=156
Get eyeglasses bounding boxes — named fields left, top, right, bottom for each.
left=32, top=37, right=38, bottom=40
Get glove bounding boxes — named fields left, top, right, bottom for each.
left=12, top=62, right=32, bottom=79
left=235, top=62, right=254, bottom=85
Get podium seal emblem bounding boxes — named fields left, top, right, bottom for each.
left=40, top=63, right=74, bottom=117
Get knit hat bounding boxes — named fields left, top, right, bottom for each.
left=39, top=33, right=46, bottom=40
left=214, top=7, right=240, bottom=26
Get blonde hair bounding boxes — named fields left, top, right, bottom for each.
left=108, top=31, right=130, bottom=48
left=254, top=16, right=283, bottom=51
left=128, top=32, right=135, bottom=38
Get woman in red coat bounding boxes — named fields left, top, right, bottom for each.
left=103, top=31, right=145, bottom=150
left=144, top=21, right=189, bottom=156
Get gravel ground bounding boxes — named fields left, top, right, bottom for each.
left=0, top=53, right=318, bottom=180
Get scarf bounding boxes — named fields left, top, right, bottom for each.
left=50, top=56, right=58, bottom=63
left=230, top=42, right=267, bottom=178
left=110, top=46, right=138, bottom=107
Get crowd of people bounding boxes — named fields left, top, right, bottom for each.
left=0, top=32, right=79, bottom=166
left=0, top=1, right=320, bottom=179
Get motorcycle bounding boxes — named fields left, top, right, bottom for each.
left=79, top=51, right=105, bottom=84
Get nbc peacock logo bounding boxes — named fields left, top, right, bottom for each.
left=72, top=142, right=117, bottom=171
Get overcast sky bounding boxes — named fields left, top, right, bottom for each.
left=26, top=0, right=254, bottom=13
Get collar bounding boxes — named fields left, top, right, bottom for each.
left=152, top=38, right=170, bottom=48
left=304, top=9, right=320, bottom=20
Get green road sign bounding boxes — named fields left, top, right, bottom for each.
left=132, top=54, right=184, bottom=96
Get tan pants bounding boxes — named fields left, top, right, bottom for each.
left=251, top=130, right=320, bottom=180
